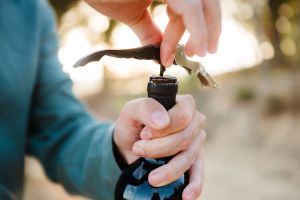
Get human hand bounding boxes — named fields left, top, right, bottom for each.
left=113, top=95, right=206, bottom=200
left=84, top=0, right=221, bottom=66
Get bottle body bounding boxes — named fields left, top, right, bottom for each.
left=115, top=158, right=187, bottom=200
left=115, top=76, right=188, bottom=200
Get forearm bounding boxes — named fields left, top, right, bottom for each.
left=26, top=2, right=121, bottom=197
left=27, top=81, right=121, bottom=199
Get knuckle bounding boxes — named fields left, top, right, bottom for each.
left=175, top=109, right=192, bottom=126
left=123, top=99, right=135, bottom=112
left=184, top=94, right=196, bottom=107
left=199, top=112, right=206, bottom=122
left=140, top=98, right=156, bottom=109
left=178, top=138, right=190, bottom=151
left=200, top=130, right=207, bottom=142
left=124, top=98, right=145, bottom=113
left=164, top=165, right=177, bottom=181
left=201, top=32, right=208, bottom=44
left=143, top=147, right=155, bottom=159
left=186, top=4, right=195, bottom=12
left=179, top=132, right=193, bottom=150
left=197, top=112, right=206, bottom=127
left=187, top=0, right=201, bottom=10
left=193, top=186, right=202, bottom=198
left=141, top=143, right=155, bottom=158
left=139, top=98, right=165, bottom=118
left=121, top=100, right=136, bottom=119
left=178, top=139, right=188, bottom=151
left=197, top=28, right=208, bottom=41
left=192, top=28, right=207, bottom=44
left=143, top=143, right=167, bottom=159
left=162, top=39, right=175, bottom=50
left=212, top=23, right=222, bottom=38
left=185, top=151, right=196, bottom=167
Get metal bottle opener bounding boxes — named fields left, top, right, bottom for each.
left=73, top=44, right=219, bottom=88
left=174, top=44, right=220, bottom=88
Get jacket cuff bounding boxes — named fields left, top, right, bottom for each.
left=112, top=127, right=129, bottom=171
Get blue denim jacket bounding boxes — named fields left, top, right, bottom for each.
left=0, top=0, right=121, bottom=199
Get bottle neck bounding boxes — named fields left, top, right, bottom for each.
left=147, top=76, right=178, bottom=110
left=146, top=76, right=178, bottom=164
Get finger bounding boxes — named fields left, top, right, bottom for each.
left=121, top=98, right=170, bottom=131
left=182, top=149, right=205, bottom=200
left=161, top=6, right=185, bottom=67
left=128, top=10, right=163, bottom=46
left=203, top=0, right=222, bottom=53
left=167, top=0, right=208, bottom=57
left=147, top=131, right=204, bottom=187
left=140, top=95, right=197, bottom=140
left=134, top=113, right=204, bottom=158
left=183, top=0, right=208, bottom=57
left=140, top=111, right=205, bottom=141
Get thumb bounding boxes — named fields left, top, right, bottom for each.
left=113, top=98, right=170, bottom=163
left=123, top=98, right=170, bottom=130
left=113, top=98, right=170, bottom=159
left=127, top=10, right=163, bottom=46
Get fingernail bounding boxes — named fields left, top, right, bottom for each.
left=132, top=143, right=145, bottom=156
left=186, top=192, right=196, bottom=200
left=150, top=171, right=165, bottom=185
left=150, top=111, right=169, bottom=128
left=165, top=53, right=175, bottom=67
left=141, top=130, right=152, bottom=140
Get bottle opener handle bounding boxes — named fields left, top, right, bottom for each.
left=73, top=44, right=219, bottom=88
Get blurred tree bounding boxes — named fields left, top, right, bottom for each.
left=268, top=0, right=300, bottom=66
left=49, top=0, right=80, bottom=22
left=265, top=0, right=300, bottom=111
left=233, top=0, right=299, bottom=67
left=233, top=0, right=300, bottom=113
left=49, top=0, right=299, bottom=65
left=268, top=0, right=288, bottom=65
left=49, top=0, right=163, bottom=44
left=104, top=19, right=117, bottom=44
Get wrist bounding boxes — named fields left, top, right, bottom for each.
left=112, top=133, right=129, bottom=170
left=113, top=130, right=138, bottom=165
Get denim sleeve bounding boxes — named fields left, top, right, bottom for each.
left=26, top=2, right=121, bottom=199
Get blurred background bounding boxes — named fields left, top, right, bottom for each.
left=24, top=0, right=300, bottom=199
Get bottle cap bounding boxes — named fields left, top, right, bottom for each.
left=147, top=76, right=178, bottom=95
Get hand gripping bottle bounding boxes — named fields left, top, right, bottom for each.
left=73, top=44, right=218, bottom=200
left=114, top=75, right=187, bottom=200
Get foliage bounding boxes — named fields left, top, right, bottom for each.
left=49, top=0, right=163, bottom=44
left=236, top=0, right=300, bottom=66
left=264, top=94, right=288, bottom=115
left=49, top=0, right=80, bottom=22
left=235, top=86, right=256, bottom=103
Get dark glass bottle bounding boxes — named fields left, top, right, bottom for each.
left=115, top=76, right=188, bottom=200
